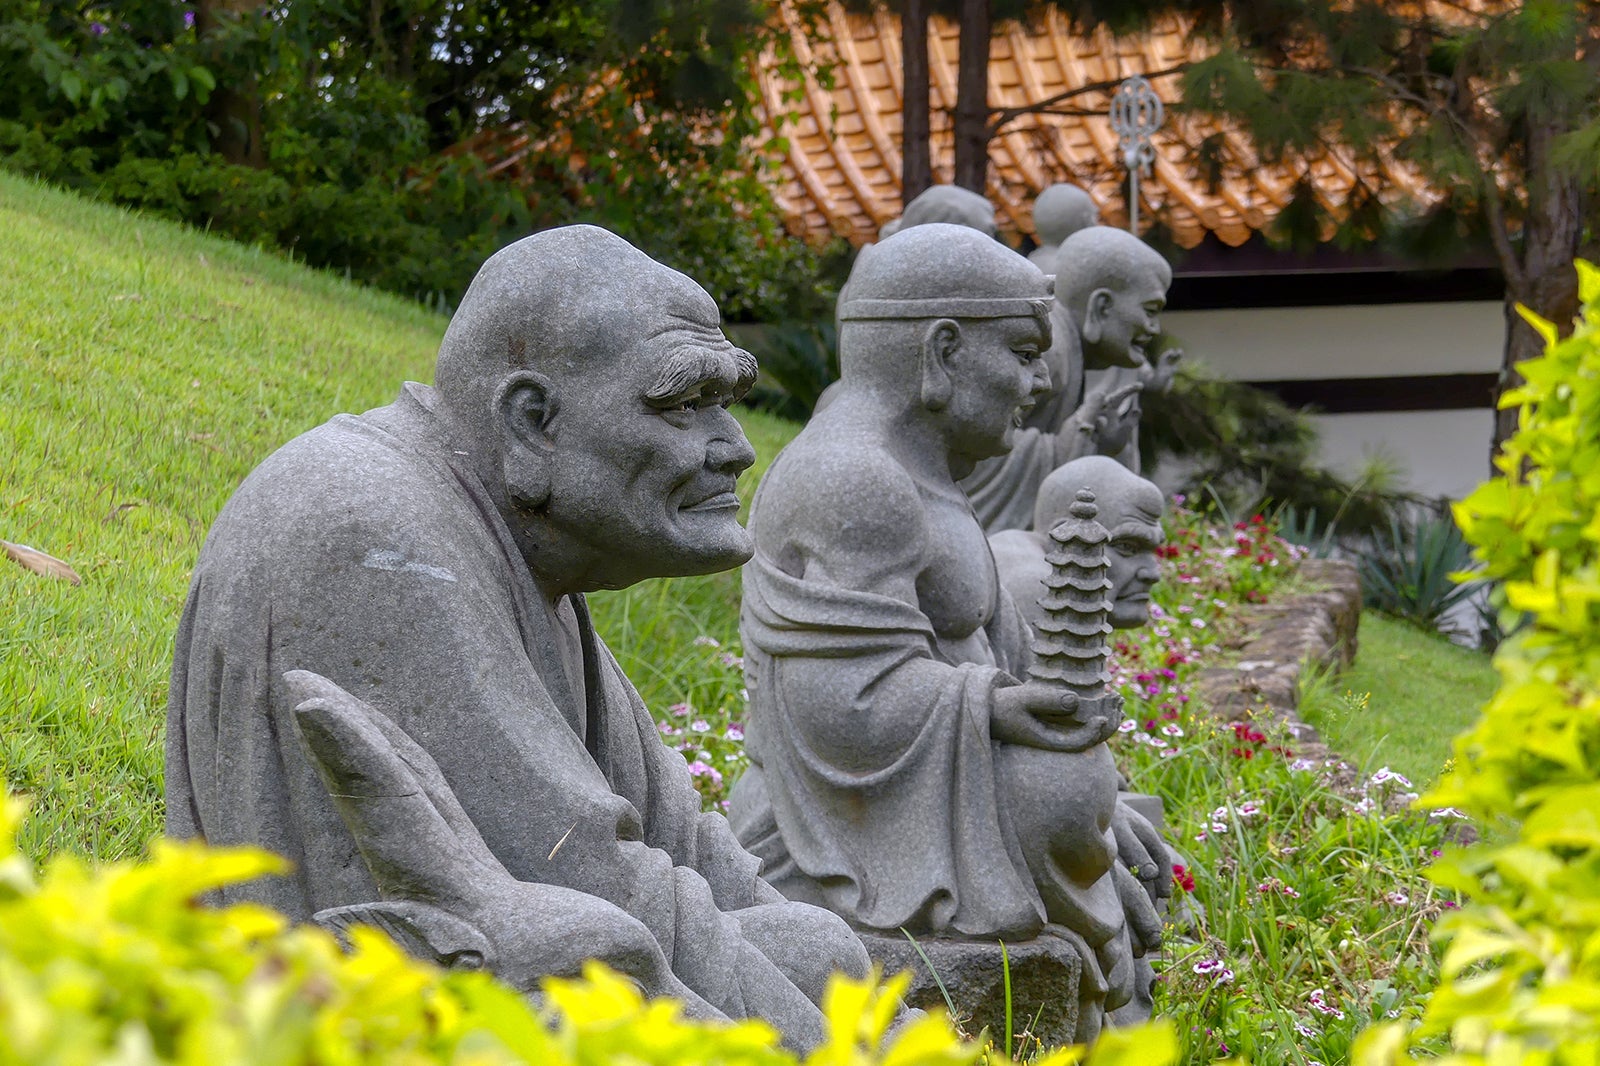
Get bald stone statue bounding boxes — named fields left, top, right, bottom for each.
left=990, top=457, right=1165, bottom=639
left=878, top=184, right=999, bottom=241
left=1028, top=184, right=1101, bottom=273
left=165, top=226, right=870, bottom=1051
left=961, top=226, right=1173, bottom=532
left=727, top=224, right=1168, bottom=1043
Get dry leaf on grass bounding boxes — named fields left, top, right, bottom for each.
left=2, top=540, right=82, bottom=585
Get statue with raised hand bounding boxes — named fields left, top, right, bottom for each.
left=165, top=226, right=871, bottom=1052
left=961, top=226, right=1172, bottom=532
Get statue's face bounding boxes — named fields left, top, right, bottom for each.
left=1085, top=278, right=1166, bottom=370
left=540, top=324, right=756, bottom=591
left=1104, top=504, right=1164, bottom=628
left=943, top=315, right=1051, bottom=471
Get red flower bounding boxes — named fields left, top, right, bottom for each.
left=1173, top=864, right=1196, bottom=892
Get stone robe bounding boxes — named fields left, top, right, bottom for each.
left=727, top=546, right=1046, bottom=940
left=165, top=383, right=853, bottom=1030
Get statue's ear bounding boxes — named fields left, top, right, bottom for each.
left=494, top=370, right=557, bottom=510
left=919, top=318, right=961, bottom=412
left=1083, top=288, right=1115, bottom=345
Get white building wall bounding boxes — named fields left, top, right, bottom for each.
left=1162, top=300, right=1504, bottom=501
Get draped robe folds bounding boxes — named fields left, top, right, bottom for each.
left=728, top=550, right=1046, bottom=940
left=960, top=303, right=1088, bottom=533
left=165, top=383, right=847, bottom=1031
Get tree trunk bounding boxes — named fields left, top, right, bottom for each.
left=953, top=0, right=990, bottom=192
left=1491, top=119, right=1584, bottom=464
left=195, top=0, right=267, bottom=168
left=901, top=0, right=932, bottom=204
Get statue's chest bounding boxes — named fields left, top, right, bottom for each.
left=916, top=500, right=998, bottom=644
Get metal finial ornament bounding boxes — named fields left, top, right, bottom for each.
left=1109, top=75, right=1164, bottom=236
left=1028, top=490, right=1124, bottom=732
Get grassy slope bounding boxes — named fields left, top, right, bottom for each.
left=1300, top=611, right=1498, bottom=786
left=0, top=173, right=798, bottom=860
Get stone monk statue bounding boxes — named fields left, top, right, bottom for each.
left=726, top=224, right=1169, bottom=1042
left=164, top=226, right=870, bottom=1051
left=990, top=457, right=1166, bottom=639
left=1027, top=183, right=1101, bottom=273
left=960, top=226, right=1172, bottom=532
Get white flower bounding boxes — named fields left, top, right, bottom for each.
left=1211, top=821, right=1229, bottom=833
left=1369, top=766, right=1414, bottom=789
left=1385, top=891, right=1409, bottom=906
left=1118, top=718, right=1138, bottom=733
left=1429, top=807, right=1469, bottom=820
left=1237, top=800, right=1262, bottom=818
left=1190, top=618, right=1207, bottom=629
left=1161, top=723, right=1184, bottom=737
left=1289, top=758, right=1318, bottom=772
left=1294, top=1022, right=1317, bottom=1038
left=1160, top=746, right=1180, bottom=759
left=692, top=635, right=721, bottom=648
left=1351, top=797, right=1377, bottom=815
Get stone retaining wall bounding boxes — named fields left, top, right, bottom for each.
left=1192, top=558, right=1362, bottom=745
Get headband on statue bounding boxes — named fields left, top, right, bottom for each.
left=837, top=295, right=1053, bottom=321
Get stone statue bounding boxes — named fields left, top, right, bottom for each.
left=990, top=456, right=1171, bottom=1027
left=164, top=225, right=871, bottom=1052
left=878, top=184, right=998, bottom=241
left=1028, top=184, right=1101, bottom=273
left=990, top=456, right=1165, bottom=640
left=960, top=226, right=1172, bottom=532
left=725, top=223, right=1169, bottom=1044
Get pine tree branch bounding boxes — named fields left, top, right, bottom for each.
left=987, top=63, right=1189, bottom=138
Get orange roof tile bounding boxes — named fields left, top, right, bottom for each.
left=755, top=2, right=1438, bottom=248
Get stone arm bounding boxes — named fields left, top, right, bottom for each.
left=285, top=669, right=725, bottom=1015
left=760, top=455, right=1102, bottom=759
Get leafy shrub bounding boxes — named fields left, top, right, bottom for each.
left=0, top=793, right=1185, bottom=1065
left=1356, top=511, right=1483, bottom=630
left=1354, top=262, right=1600, bottom=1062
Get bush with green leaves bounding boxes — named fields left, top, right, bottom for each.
left=1354, top=263, right=1600, bottom=1063
left=0, top=0, right=840, bottom=319
left=0, top=791, right=1186, bottom=1065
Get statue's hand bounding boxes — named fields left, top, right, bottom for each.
left=992, top=683, right=1118, bottom=752
left=1111, top=799, right=1173, bottom=908
left=285, top=670, right=717, bottom=1015
left=1142, top=347, right=1183, bottom=394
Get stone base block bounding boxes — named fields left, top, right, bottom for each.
left=861, top=930, right=1083, bottom=1048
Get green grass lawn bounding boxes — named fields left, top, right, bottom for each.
left=0, top=172, right=799, bottom=860
left=1300, top=611, right=1498, bottom=786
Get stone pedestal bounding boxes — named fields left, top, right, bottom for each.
left=861, top=930, right=1084, bottom=1048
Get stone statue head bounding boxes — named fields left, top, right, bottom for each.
left=1035, top=456, right=1164, bottom=628
left=837, top=223, right=1052, bottom=475
left=1032, top=184, right=1100, bottom=247
left=1055, top=227, right=1172, bottom=372
left=880, top=185, right=999, bottom=241
left=433, top=225, right=758, bottom=594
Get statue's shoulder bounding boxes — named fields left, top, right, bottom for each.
left=761, top=420, right=925, bottom=531
left=208, top=399, right=456, bottom=552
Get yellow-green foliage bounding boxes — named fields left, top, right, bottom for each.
left=1357, top=263, right=1600, bottom=1064
left=0, top=794, right=1179, bottom=1065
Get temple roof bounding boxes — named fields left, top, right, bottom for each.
left=755, top=2, right=1437, bottom=249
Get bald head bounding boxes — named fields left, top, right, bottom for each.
left=1054, top=227, right=1171, bottom=318
left=434, top=225, right=755, bottom=437
left=893, top=185, right=999, bottom=239
left=1033, top=184, right=1100, bottom=246
left=1036, top=456, right=1162, bottom=533
left=1037, top=455, right=1165, bottom=627
left=837, top=223, right=1051, bottom=384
